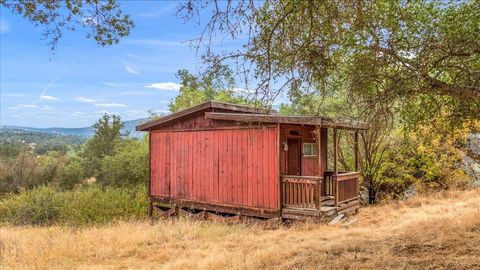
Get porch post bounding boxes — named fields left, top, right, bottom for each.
left=333, top=128, right=338, bottom=175
left=333, top=128, right=339, bottom=206
left=316, top=126, right=322, bottom=210
left=354, top=130, right=359, bottom=172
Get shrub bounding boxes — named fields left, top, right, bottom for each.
left=0, top=186, right=63, bottom=225
left=0, top=184, right=148, bottom=226
left=61, top=185, right=148, bottom=225
left=56, top=155, right=84, bottom=189
left=97, top=139, right=148, bottom=186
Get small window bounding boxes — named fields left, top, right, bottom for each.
left=303, top=143, right=317, bottom=157
left=289, top=130, right=300, bottom=135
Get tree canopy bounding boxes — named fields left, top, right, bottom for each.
left=180, top=0, right=480, bottom=125
left=1, top=0, right=134, bottom=50
left=169, top=65, right=248, bottom=112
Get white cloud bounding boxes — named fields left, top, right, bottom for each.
left=8, top=104, right=39, bottom=110
left=94, top=103, right=127, bottom=108
left=41, top=105, right=54, bottom=113
left=0, top=18, right=9, bottom=34
left=76, top=96, right=96, bottom=103
left=103, top=82, right=122, bottom=87
left=17, top=104, right=38, bottom=108
left=144, top=82, right=181, bottom=91
left=39, top=95, right=59, bottom=101
left=71, top=112, right=90, bottom=118
left=4, top=93, right=29, bottom=97
left=124, top=65, right=139, bottom=75
left=118, top=91, right=150, bottom=96
left=125, top=53, right=141, bottom=59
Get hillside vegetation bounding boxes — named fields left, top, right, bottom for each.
left=1, top=188, right=479, bottom=270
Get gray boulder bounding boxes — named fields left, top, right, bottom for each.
left=466, top=134, right=480, bottom=156
left=462, top=156, right=480, bottom=188
left=402, top=185, right=417, bottom=200
left=359, top=186, right=369, bottom=205
left=461, top=133, right=480, bottom=188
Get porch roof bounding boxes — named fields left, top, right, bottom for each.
left=204, top=112, right=369, bottom=130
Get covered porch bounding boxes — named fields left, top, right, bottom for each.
left=280, top=126, right=362, bottom=219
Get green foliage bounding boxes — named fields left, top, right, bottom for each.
left=0, top=185, right=148, bottom=226
left=0, top=186, right=63, bottom=226
left=0, top=128, right=85, bottom=157
left=57, top=155, right=85, bottom=190
left=183, top=0, right=480, bottom=126
left=1, top=0, right=134, bottom=50
left=169, top=66, right=247, bottom=113
left=80, top=114, right=124, bottom=177
left=97, top=138, right=148, bottom=186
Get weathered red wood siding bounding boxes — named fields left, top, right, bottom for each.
left=150, top=126, right=279, bottom=210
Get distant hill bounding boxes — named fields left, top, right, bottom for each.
left=1, top=118, right=148, bottom=139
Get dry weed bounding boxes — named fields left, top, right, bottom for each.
left=1, top=189, right=480, bottom=269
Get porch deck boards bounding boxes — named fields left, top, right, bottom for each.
left=281, top=196, right=359, bottom=220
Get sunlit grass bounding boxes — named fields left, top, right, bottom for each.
left=1, top=188, right=480, bottom=269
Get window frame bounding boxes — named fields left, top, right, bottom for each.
left=302, top=142, right=317, bottom=157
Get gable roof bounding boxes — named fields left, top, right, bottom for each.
left=205, top=112, right=369, bottom=130
left=136, top=101, right=274, bottom=131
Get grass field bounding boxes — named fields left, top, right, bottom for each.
left=1, top=188, right=480, bottom=270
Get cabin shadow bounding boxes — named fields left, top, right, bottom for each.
left=137, top=101, right=368, bottom=222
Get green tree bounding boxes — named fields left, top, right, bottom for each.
left=97, top=138, right=148, bottom=186
left=80, top=114, right=124, bottom=177
left=1, top=0, right=134, bottom=50
left=280, top=88, right=395, bottom=204
left=57, top=155, right=85, bottom=190
left=180, top=0, right=480, bottom=125
left=169, top=65, right=247, bottom=112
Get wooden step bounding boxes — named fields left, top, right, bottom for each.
left=282, top=207, right=321, bottom=220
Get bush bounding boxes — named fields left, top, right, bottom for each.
left=57, top=155, right=84, bottom=189
left=0, top=186, right=63, bottom=225
left=97, top=139, right=148, bottom=186
left=0, top=184, right=148, bottom=226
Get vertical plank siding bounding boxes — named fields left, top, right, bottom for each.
left=150, top=126, right=279, bottom=210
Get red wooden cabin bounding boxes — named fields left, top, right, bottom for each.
left=137, top=101, right=368, bottom=220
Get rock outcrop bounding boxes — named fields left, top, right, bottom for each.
left=462, top=133, right=480, bottom=188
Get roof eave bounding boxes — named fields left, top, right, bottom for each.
left=136, top=101, right=277, bottom=131
left=204, top=112, right=369, bottom=130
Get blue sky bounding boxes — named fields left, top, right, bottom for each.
left=0, top=2, right=261, bottom=128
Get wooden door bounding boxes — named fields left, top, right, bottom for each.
left=287, top=138, right=301, bottom=175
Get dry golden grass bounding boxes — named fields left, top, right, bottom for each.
left=1, top=189, right=480, bottom=270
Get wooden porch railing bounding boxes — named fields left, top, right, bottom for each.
left=281, top=176, right=322, bottom=209
left=334, top=172, right=360, bottom=206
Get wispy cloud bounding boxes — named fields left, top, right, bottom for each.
left=118, top=91, right=150, bottom=96
left=76, top=96, right=96, bottom=103
left=125, top=53, right=142, bottom=59
left=124, top=65, right=139, bottom=75
left=0, top=18, right=9, bottom=34
left=71, top=112, right=91, bottom=118
left=144, top=82, right=181, bottom=91
left=41, top=105, right=54, bottom=112
left=94, top=103, right=127, bottom=108
left=8, top=104, right=39, bottom=110
left=3, top=93, right=29, bottom=97
left=34, top=60, right=75, bottom=104
left=39, top=95, right=59, bottom=101
left=103, top=82, right=123, bottom=87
